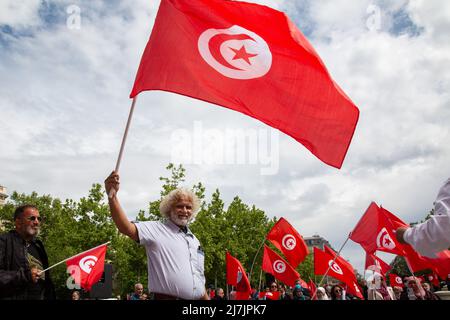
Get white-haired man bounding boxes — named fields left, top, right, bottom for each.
left=105, top=171, right=209, bottom=300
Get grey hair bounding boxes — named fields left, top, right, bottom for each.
left=159, top=188, right=201, bottom=220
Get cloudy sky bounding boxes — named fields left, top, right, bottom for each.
left=1, top=0, right=449, bottom=275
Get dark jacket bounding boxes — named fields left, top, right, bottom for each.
left=0, top=230, right=55, bottom=300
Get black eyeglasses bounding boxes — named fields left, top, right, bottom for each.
left=26, top=216, right=42, bottom=222
left=270, top=285, right=277, bottom=288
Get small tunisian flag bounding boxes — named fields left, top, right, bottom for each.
left=226, top=252, right=251, bottom=300
left=324, top=245, right=354, bottom=274
left=66, top=243, right=108, bottom=291
left=350, top=202, right=407, bottom=256
left=389, top=273, right=404, bottom=287
left=262, top=245, right=299, bottom=286
left=365, top=253, right=391, bottom=275
left=130, top=0, right=359, bottom=169
left=313, top=247, right=357, bottom=290
left=266, top=218, right=309, bottom=268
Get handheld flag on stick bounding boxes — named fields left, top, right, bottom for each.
left=350, top=202, right=407, bottom=256
left=266, top=218, right=309, bottom=268
left=226, top=252, right=251, bottom=300
left=262, top=245, right=299, bottom=287
left=40, top=242, right=109, bottom=292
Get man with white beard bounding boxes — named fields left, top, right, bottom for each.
left=0, top=205, right=55, bottom=299
left=105, top=171, right=209, bottom=300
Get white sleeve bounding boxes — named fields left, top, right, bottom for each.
left=403, top=178, right=450, bottom=257
left=134, top=221, right=159, bottom=246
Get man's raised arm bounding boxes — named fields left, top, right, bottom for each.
left=105, top=171, right=138, bottom=242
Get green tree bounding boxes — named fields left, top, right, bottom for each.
left=0, top=163, right=283, bottom=298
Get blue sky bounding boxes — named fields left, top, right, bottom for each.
left=1, top=0, right=449, bottom=277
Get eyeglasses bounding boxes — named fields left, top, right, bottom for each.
left=270, top=285, right=277, bottom=288
left=334, top=289, right=342, bottom=293
left=26, top=216, right=42, bottom=222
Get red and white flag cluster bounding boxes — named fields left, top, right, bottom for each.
left=351, top=202, right=450, bottom=282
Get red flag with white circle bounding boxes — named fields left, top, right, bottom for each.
left=389, top=273, right=404, bottom=287
left=129, top=0, right=360, bottom=169
left=313, top=247, right=358, bottom=291
left=266, top=218, right=309, bottom=268
left=226, top=252, right=251, bottom=300
left=350, top=202, right=408, bottom=256
left=65, top=243, right=108, bottom=291
left=262, top=245, right=299, bottom=287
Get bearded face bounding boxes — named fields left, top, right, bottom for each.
left=16, top=208, right=41, bottom=240
left=169, top=197, right=193, bottom=227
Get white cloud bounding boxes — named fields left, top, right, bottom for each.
left=0, top=0, right=42, bottom=28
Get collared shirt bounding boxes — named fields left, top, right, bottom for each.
left=134, top=219, right=205, bottom=299
left=404, top=178, right=450, bottom=257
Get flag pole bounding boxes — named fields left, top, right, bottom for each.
left=311, top=234, right=351, bottom=300
left=248, top=236, right=266, bottom=285
left=108, top=97, right=138, bottom=199
left=38, top=241, right=111, bottom=275
left=258, top=268, right=263, bottom=292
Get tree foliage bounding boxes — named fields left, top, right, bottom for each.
left=1, top=163, right=295, bottom=298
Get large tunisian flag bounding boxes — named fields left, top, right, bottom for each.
left=226, top=252, right=251, bottom=300
left=266, top=218, right=309, bottom=268
left=262, top=245, right=299, bottom=286
left=66, top=243, right=108, bottom=291
left=130, top=0, right=360, bottom=169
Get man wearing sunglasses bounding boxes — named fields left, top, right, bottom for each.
left=0, top=205, right=55, bottom=299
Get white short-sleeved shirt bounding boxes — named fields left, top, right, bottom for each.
left=404, top=178, right=450, bottom=257
left=134, top=219, right=206, bottom=299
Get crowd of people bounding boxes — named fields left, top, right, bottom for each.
left=68, top=274, right=444, bottom=301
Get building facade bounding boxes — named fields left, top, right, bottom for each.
left=304, top=234, right=332, bottom=251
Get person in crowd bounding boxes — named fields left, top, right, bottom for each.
left=278, top=284, right=292, bottom=300
left=396, top=178, right=450, bottom=257
left=105, top=172, right=208, bottom=300
left=0, top=205, right=55, bottom=300
left=212, top=287, right=226, bottom=300
left=129, top=283, right=144, bottom=300
left=71, top=290, right=81, bottom=300
left=292, top=286, right=305, bottom=300
left=401, top=277, right=426, bottom=300
left=316, top=287, right=329, bottom=300
left=140, top=293, right=148, bottom=300
left=330, top=284, right=346, bottom=300
left=360, top=279, right=368, bottom=300
left=422, top=282, right=440, bottom=300
left=392, top=286, right=403, bottom=300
